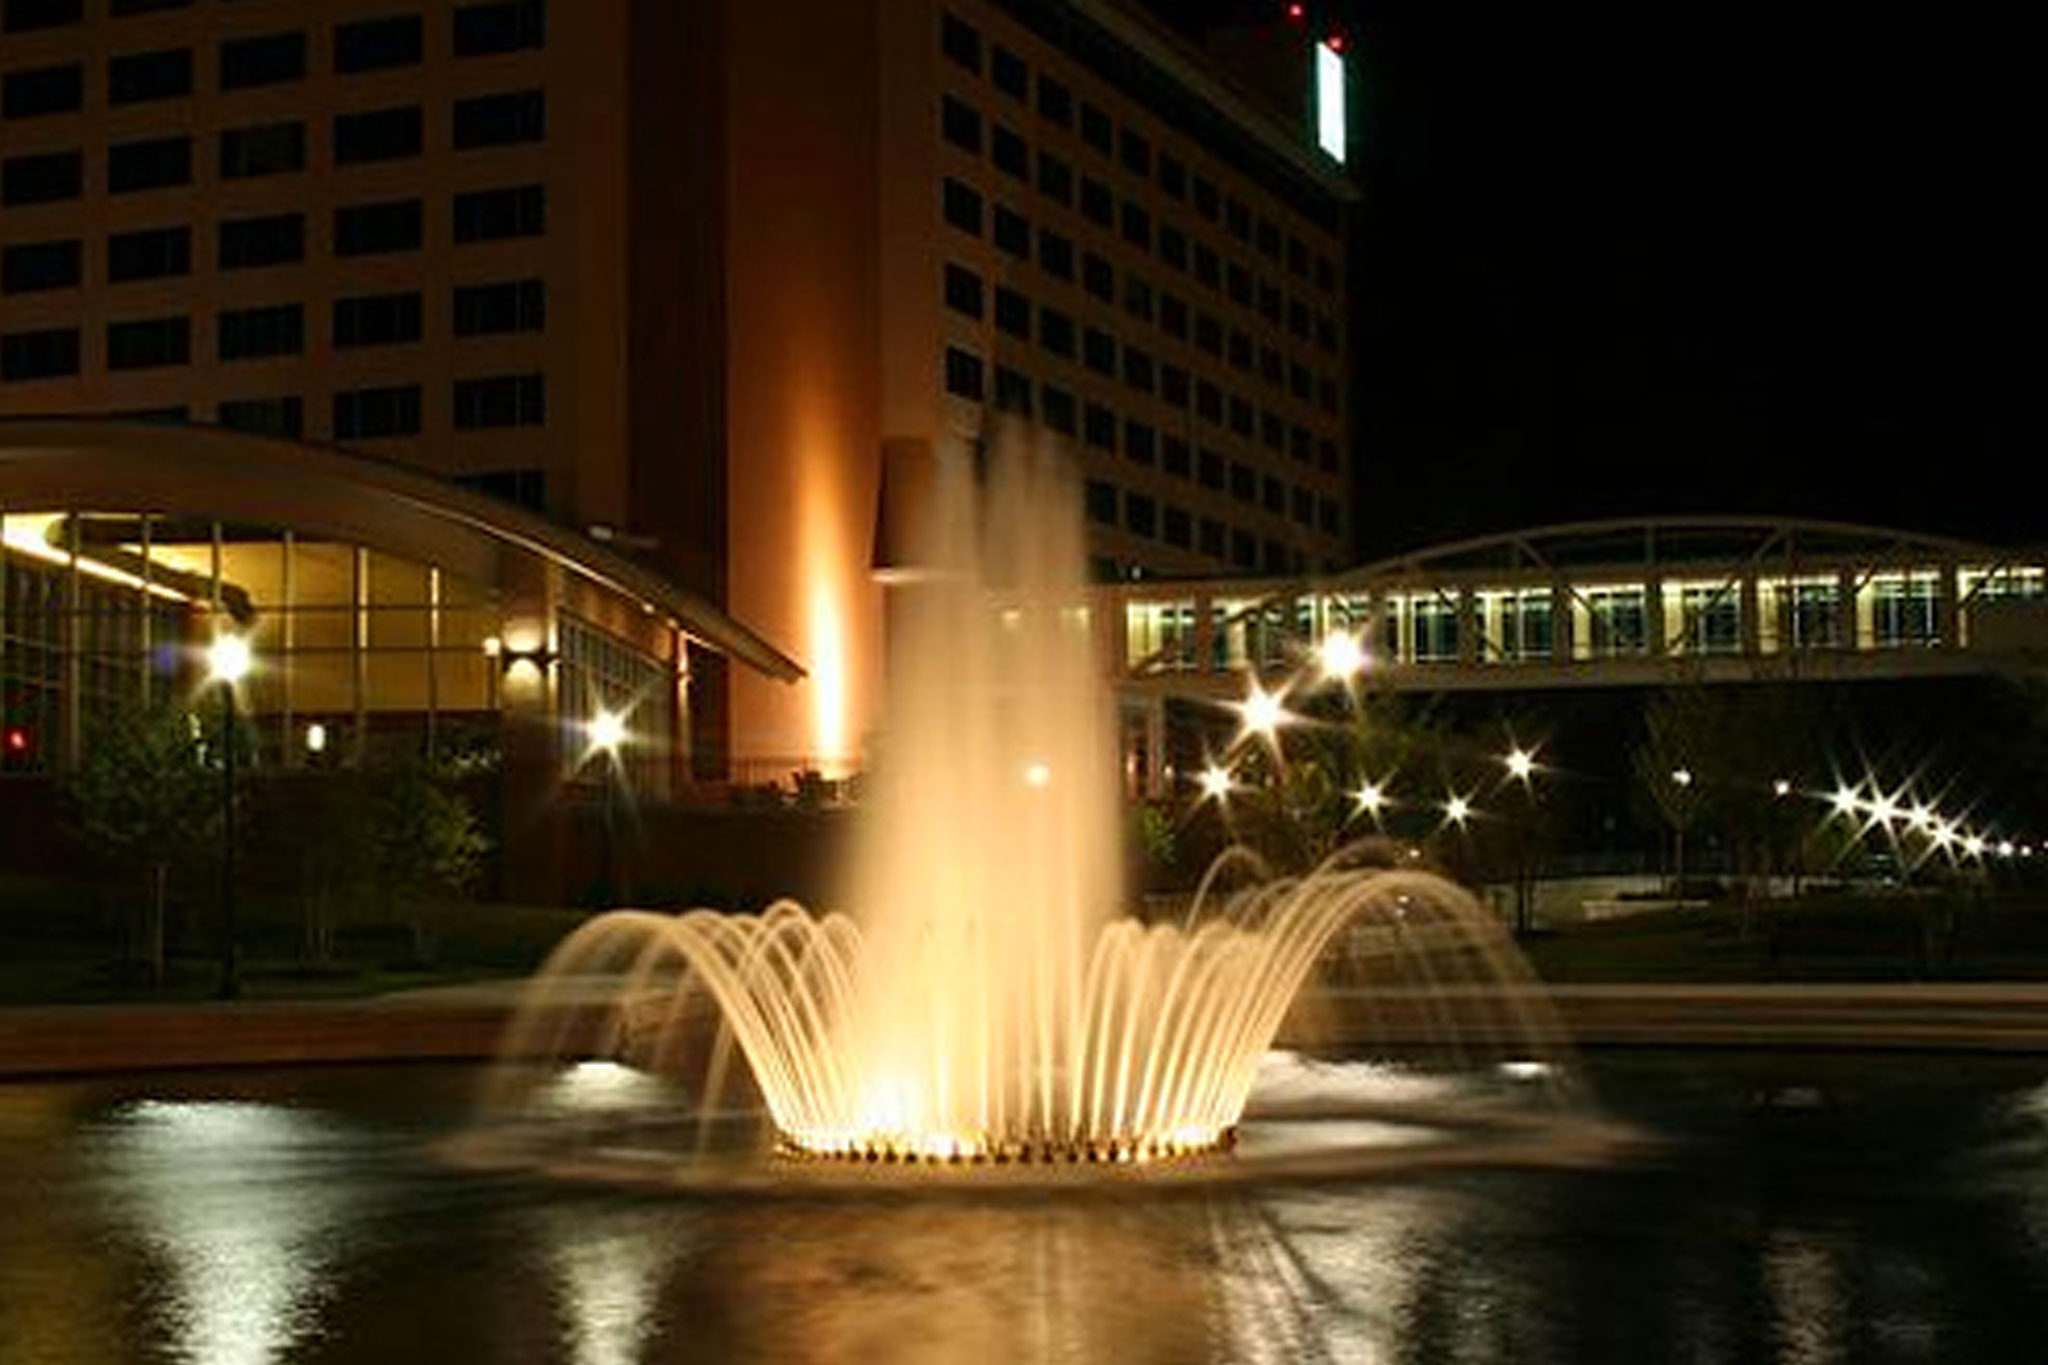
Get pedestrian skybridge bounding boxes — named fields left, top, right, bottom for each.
left=1108, top=517, right=2048, bottom=697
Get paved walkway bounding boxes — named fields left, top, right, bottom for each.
left=9, top=982, right=2048, bottom=1079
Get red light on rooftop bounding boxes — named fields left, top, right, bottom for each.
left=1325, top=30, right=1349, bottom=54
left=1284, top=2, right=1306, bottom=22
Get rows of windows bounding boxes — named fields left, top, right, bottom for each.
left=0, top=189, right=544, bottom=296
left=2, top=283, right=542, bottom=369
left=943, top=260, right=1343, bottom=472
left=3, top=1, right=544, bottom=62
left=938, top=8, right=1344, bottom=258
left=0, top=93, right=544, bottom=207
left=938, top=175, right=1342, bottom=420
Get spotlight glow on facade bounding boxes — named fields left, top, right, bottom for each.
left=1316, top=630, right=1366, bottom=680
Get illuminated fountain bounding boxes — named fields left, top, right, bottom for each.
left=483, top=437, right=1597, bottom=1181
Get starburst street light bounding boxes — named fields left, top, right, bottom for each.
left=1316, top=629, right=1366, bottom=681
left=1670, top=768, right=1693, bottom=788
left=1773, top=778, right=1793, bottom=798
left=588, top=707, right=627, bottom=754
left=1354, top=781, right=1387, bottom=816
left=1830, top=784, right=1860, bottom=817
left=1235, top=679, right=1290, bottom=744
left=1197, top=764, right=1234, bottom=802
left=1443, top=794, right=1472, bottom=826
left=1504, top=748, right=1535, bottom=782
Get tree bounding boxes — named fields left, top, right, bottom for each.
left=364, top=750, right=488, bottom=963
left=63, top=699, right=223, bottom=985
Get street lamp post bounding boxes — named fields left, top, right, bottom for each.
left=207, top=631, right=251, bottom=1000
left=589, top=707, right=626, bottom=906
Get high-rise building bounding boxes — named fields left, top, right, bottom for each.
left=0, top=0, right=1352, bottom=879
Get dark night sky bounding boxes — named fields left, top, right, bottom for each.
left=1147, top=2, right=2035, bottom=558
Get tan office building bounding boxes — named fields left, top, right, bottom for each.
left=1, top=0, right=1352, bottom=813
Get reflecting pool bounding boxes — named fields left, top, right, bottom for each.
left=4, top=1052, right=2048, bottom=1363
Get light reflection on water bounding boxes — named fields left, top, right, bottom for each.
left=3, top=1057, right=2048, bottom=1363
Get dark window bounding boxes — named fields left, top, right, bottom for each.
left=1224, top=196, right=1251, bottom=242
left=1041, top=384, right=1075, bottom=434
left=1196, top=380, right=1221, bottom=421
left=218, top=302, right=304, bottom=360
left=1037, top=307, right=1074, bottom=358
left=1228, top=329, right=1251, bottom=371
left=1256, top=218, right=1280, bottom=260
left=1163, top=505, right=1191, bottom=548
left=1120, top=201, right=1150, bottom=250
left=1122, top=346, right=1153, bottom=393
left=334, top=105, right=423, bottom=165
left=1079, top=176, right=1111, bottom=226
left=991, top=45, right=1026, bottom=98
left=454, top=90, right=545, bottom=149
left=1193, top=176, right=1218, bottom=220
left=108, top=225, right=190, bottom=282
left=3, top=0, right=82, bottom=34
left=1038, top=229, right=1072, bottom=280
left=1319, top=497, right=1342, bottom=537
left=220, top=121, right=306, bottom=179
left=0, top=326, right=78, bottom=379
left=108, top=48, right=191, bottom=105
left=1083, top=327, right=1114, bottom=376
left=333, top=384, right=422, bottom=439
left=1288, top=298, right=1310, bottom=340
left=1291, top=486, right=1315, bottom=527
left=218, top=212, right=304, bottom=268
left=454, top=0, right=545, bottom=56
left=2, top=239, right=79, bottom=293
left=1261, top=409, right=1285, bottom=450
left=453, top=372, right=545, bottom=428
left=941, top=178, right=982, bottom=235
left=992, top=365, right=1031, bottom=416
left=1259, top=282, right=1282, bottom=324
left=1194, top=313, right=1221, bottom=356
left=1231, top=530, right=1256, bottom=569
left=1159, top=294, right=1188, bottom=339
left=1286, top=236, right=1309, bottom=278
left=2, top=150, right=82, bottom=206
left=106, top=315, right=189, bottom=370
left=111, top=0, right=191, bottom=14
left=1318, top=438, right=1338, bottom=472
left=1197, top=447, right=1224, bottom=489
left=335, top=198, right=423, bottom=255
left=4, top=64, right=84, bottom=119
left=1162, top=436, right=1190, bottom=478
left=1319, top=376, right=1340, bottom=415
left=334, top=291, right=422, bottom=347
left=1036, top=150, right=1071, bottom=205
left=993, top=286, right=1028, bottom=339
left=1123, top=420, right=1155, bottom=466
left=992, top=205, right=1029, bottom=259
left=335, top=14, right=423, bottom=73
left=940, top=11, right=980, bottom=73
left=1193, top=244, right=1219, bottom=287
left=1290, top=424, right=1312, bottom=462
left=455, top=467, right=545, bottom=511
left=1158, top=152, right=1186, bottom=199
left=1036, top=74, right=1070, bottom=125
left=1125, top=493, right=1155, bottom=538
left=1158, top=224, right=1186, bottom=271
left=942, top=263, right=983, bottom=319
left=219, top=32, right=306, bottom=90
left=991, top=124, right=1027, bottom=179
left=108, top=136, right=191, bottom=193
left=1081, top=252, right=1112, bottom=301
left=1226, top=262, right=1251, bottom=305
left=1122, top=275, right=1152, bottom=322
left=1119, top=128, right=1150, bottom=177
left=1230, top=395, right=1253, bottom=436
left=1316, top=314, right=1338, bottom=352
left=941, top=95, right=980, bottom=154
left=1083, top=403, right=1114, bottom=451
left=218, top=395, right=303, bottom=438
left=1085, top=480, right=1115, bottom=525
left=1315, top=255, right=1336, bottom=291
left=1160, top=364, right=1189, bottom=408
left=112, top=404, right=186, bottom=424
left=1229, top=463, right=1254, bottom=504
left=453, top=184, right=544, bottom=241
left=1079, top=102, right=1111, bottom=154
left=453, top=278, right=545, bottom=335
left=943, top=345, right=983, bottom=401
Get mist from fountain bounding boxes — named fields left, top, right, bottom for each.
left=489, top=435, right=1574, bottom=1172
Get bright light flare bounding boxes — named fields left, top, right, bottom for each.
left=1197, top=765, right=1233, bottom=801
left=1504, top=748, right=1535, bottom=781
left=1670, top=768, right=1693, bottom=788
left=1022, top=761, right=1052, bottom=789
left=1354, top=781, right=1386, bottom=815
left=206, top=632, right=251, bottom=685
left=1443, top=795, right=1472, bottom=826
left=1773, top=778, right=1793, bottom=798
left=1316, top=630, right=1366, bottom=680
left=1235, top=681, right=1290, bottom=741
left=1830, top=785, right=1860, bottom=817
left=588, top=708, right=627, bottom=754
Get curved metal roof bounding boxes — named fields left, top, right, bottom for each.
left=1336, top=516, right=2018, bottom=585
left=0, top=416, right=803, bottom=682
